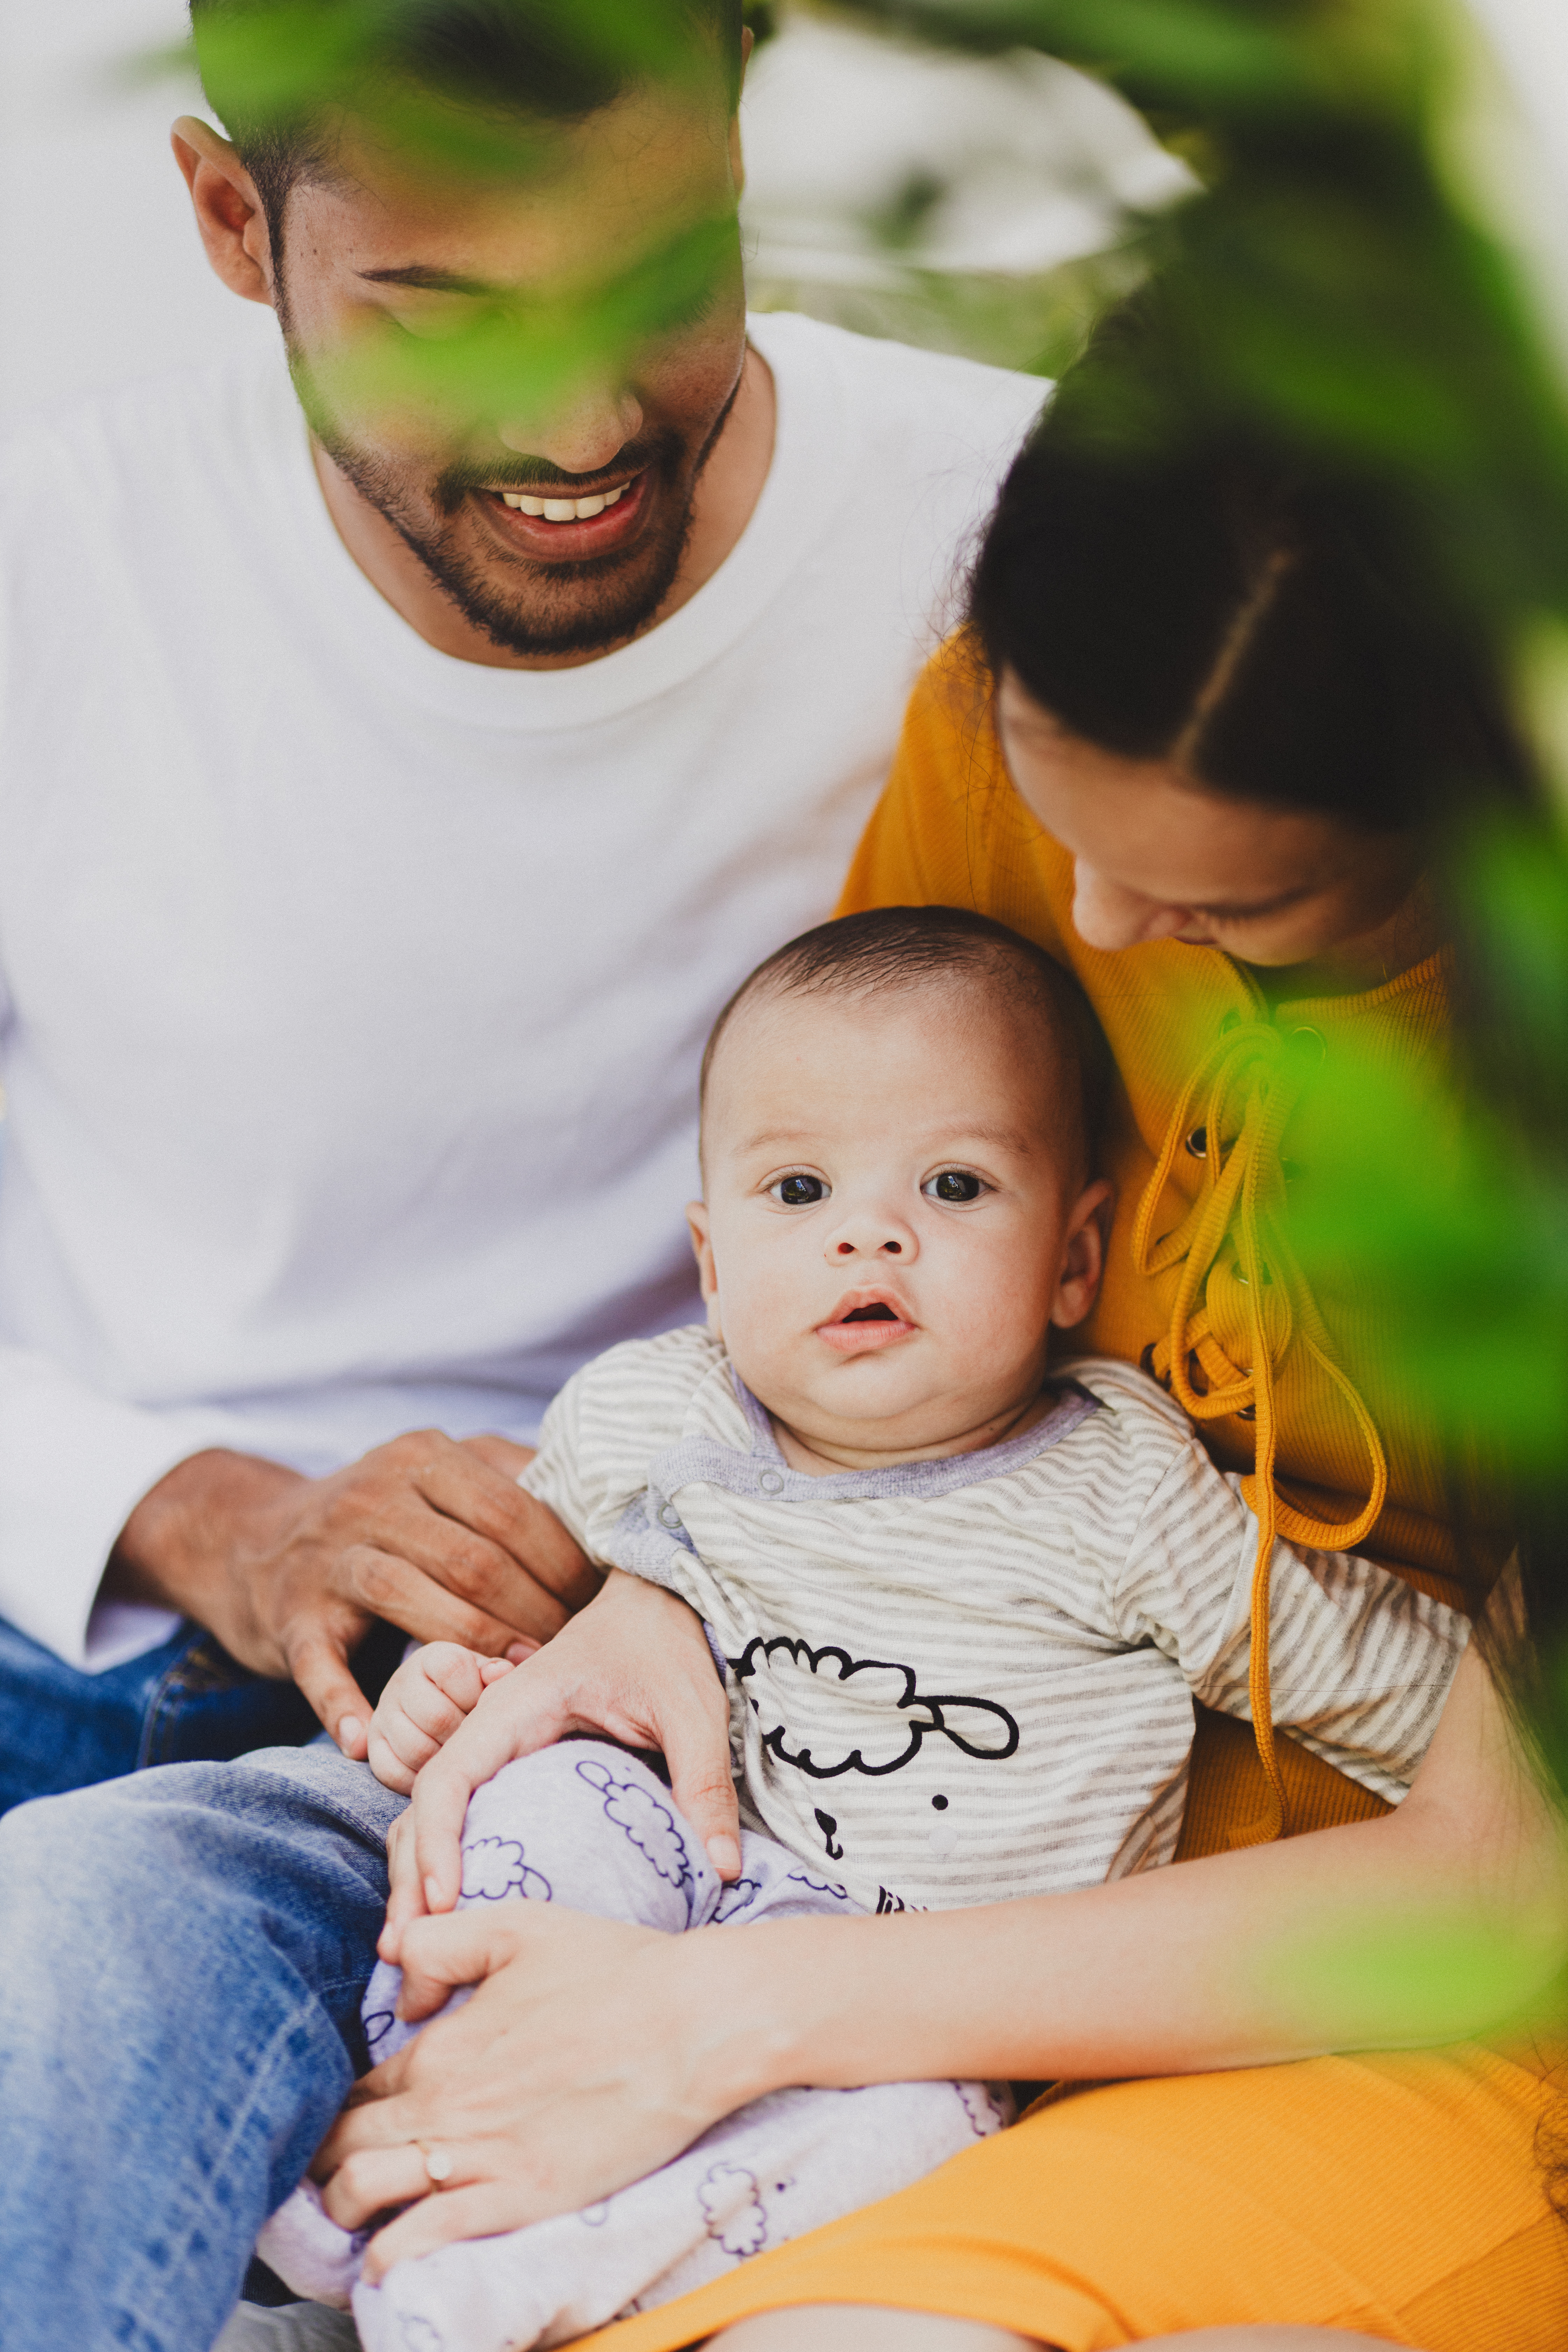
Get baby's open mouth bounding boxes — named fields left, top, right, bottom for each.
left=817, top=1292, right=916, bottom=1353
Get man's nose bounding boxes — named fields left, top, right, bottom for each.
left=1072, top=861, right=1194, bottom=951
left=824, top=1205, right=918, bottom=1264
left=496, top=383, right=644, bottom=479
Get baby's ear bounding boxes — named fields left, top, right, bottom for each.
left=1050, top=1176, right=1114, bottom=1331
left=686, top=1203, right=723, bottom=1335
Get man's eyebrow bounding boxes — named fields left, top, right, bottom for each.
left=357, top=266, right=497, bottom=295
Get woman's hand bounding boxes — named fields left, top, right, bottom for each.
left=315, top=1902, right=739, bottom=2280
left=379, top=1570, right=742, bottom=1960
left=314, top=1632, right=1568, bottom=2285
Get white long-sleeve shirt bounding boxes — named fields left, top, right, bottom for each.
left=0, top=312, right=1043, bottom=1668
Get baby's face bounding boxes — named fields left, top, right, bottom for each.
left=690, top=982, right=1108, bottom=1463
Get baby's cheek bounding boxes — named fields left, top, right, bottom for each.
left=714, top=1261, right=801, bottom=1382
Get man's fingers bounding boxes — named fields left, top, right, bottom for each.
left=339, top=1543, right=546, bottom=1658
left=287, top=1629, right=374, bottom=1758
left=460, top=1433, right=537, bottom=1477
left=410, top=1443, right=600, bottom=1612
left=365, top=1503, right=573, bottom=1646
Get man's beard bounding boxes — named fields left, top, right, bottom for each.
left=288, top=340, right=737, bottom=660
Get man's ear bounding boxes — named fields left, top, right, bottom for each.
left=171, top=116, right=277, bottom=308
left=1049, top=1176, right=1114, bottom=1331
left=686, top=1202, right=723, bottom=1338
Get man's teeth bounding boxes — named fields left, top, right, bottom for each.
left=499, top=484, right=626, bottom=520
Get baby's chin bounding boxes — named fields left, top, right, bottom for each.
left=756, top=1358, right=1004, bottom=1468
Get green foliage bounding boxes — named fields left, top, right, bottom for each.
left=839, top=2, right=1568, bottom=626
left=1262, top=1892, right=1568, bottom=2047
left=307, top=212, right=741, bottom=430
left=188, top=0, right=723, bottom=138
left=830, top=6, right=1568, bottom=1867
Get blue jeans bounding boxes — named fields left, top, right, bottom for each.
left=0, top=1743, right=406, bottom=2351
left=0, top=1613, right=408, bottom=1814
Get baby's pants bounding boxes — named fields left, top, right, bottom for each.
left=258, top=1742, right=1008, bottom=2352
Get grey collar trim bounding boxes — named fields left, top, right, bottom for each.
left=645, top=1374, right=1101, bottom=1510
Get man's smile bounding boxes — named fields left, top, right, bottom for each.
left=472, top=468, right=650, bottom=557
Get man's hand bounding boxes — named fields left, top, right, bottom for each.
left=108, top=1434, right=601, bottom=1756
left=313, top=1903, right=733, bottom=2280
left=380, top=1569, right=742, bottom=1957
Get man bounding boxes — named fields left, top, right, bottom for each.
left=0, top=0, right=1041, bottom=1807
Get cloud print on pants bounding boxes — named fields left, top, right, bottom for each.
left=575, top=1757, right=696, bottom=1906
left=460, top=1835, right=551, bottom=1904
left=699, top=2161, right=769, bottom=2258
left=730, top=1639, right=1019, bottom=1778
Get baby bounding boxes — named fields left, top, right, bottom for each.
left=262, top=905, right=1466, bottom=2350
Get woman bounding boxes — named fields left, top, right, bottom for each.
left=320, top=313, right=1568, bottom=2351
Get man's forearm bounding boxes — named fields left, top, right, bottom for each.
left=106, top=1448, right=304, bottom=1631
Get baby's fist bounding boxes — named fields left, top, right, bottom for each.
left=367, top=1640, right=522, bottom=1793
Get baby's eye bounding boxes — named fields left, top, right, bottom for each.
left=923, top=1170, right=985, bottom=1204
left=769, top=1172, right=830, bottom=1207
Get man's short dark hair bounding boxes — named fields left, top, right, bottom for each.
left=701, top=904, right=1113, bottom=1179
left=189, top=0, right=746, bottom=240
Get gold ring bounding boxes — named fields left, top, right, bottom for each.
left=422, top=2145, right=454, bottom=2186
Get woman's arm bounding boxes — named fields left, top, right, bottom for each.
left=318, top=1629, right=1568, bottom=2276
left=682, top=1637, right=1567, bottom=2098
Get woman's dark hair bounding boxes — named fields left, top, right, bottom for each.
left=971, top=302, right=1568, bottom=2088
left=968, top=294, right=1536, bottom=833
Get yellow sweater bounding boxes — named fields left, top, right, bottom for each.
left=839, top=641, right=1472, bottom=1855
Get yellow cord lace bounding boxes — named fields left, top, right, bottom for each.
left=1131, top=1018, right=1389, bottom=1843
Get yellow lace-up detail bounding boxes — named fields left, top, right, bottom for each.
left=1131, top=1018, right=1389, bottom=1844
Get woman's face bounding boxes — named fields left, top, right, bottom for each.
left=995, top=671, right=1423, bottom=968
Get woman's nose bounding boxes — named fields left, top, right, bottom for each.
left=1072, top=861, right=1193, bottom=951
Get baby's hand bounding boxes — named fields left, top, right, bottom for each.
left=367, top=1642, right=523, bottom=1794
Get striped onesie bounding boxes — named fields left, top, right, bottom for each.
left=533, top=1323, right=1465, bottom=1914
left=277, top=1325, right=1466, bottom=2352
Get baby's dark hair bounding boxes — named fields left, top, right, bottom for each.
left=701, top=905, right=1112, bottom=1180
